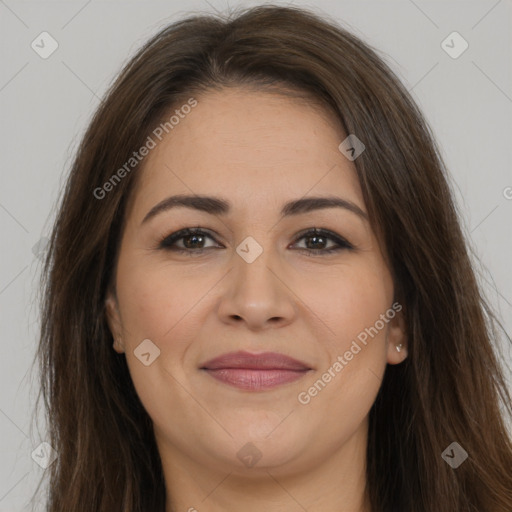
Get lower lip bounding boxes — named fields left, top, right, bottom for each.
left=203, top=368, right=309, bottom=391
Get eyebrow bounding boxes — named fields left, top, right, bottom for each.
left=141, top=194, right=368, bottom=225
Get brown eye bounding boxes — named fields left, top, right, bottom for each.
left=291, top=228, right=353, bottom=255
left=159, top=228, right=221, bottom=254
left=158, top=227, right=353, bottom=256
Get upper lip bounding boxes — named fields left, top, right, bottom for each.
left=200, top=351, right=311, bottom=371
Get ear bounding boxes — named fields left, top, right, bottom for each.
left=105, top=289, right=125, bottom=354
left=386, top=304, right=408, bottom=365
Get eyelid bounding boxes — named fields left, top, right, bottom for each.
left=291, top=227, right=352, bottom=247
left=157, top=227, right=220, bottom=251
left=290, top=228, right=354, bottom=255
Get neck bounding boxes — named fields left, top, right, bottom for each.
left=159, top=420, right=371, bottom=512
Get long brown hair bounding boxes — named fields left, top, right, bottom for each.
left=33, top=4, right=512, bottom=511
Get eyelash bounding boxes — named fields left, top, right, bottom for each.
left=157, top=227, right=353, bottom=256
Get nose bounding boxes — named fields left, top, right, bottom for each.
left=216, top=244, right=297, bottom=331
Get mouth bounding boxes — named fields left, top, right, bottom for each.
left=200, top=351, right=312, bottom=391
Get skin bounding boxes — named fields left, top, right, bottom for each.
left=105, top=87, right=408, bottom=512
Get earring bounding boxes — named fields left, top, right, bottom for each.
left=396, top=343, right=403, bottom=353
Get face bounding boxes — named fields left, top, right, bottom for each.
left=105, top=87, right=407, bottom=477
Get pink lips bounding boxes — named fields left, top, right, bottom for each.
left=201, top=351, right=311, bottom=391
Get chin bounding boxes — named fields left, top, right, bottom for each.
left=217, top=418, right=310, bottom=470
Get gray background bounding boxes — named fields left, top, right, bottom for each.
left=1, top=0, right=511, bottom=510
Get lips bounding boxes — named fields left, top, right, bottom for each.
left=201, top=351, right=311, bottom=371
left=200, top=351, right=311, bottom=391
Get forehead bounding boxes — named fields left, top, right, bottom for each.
left=128, top=87, right=364, bottom=221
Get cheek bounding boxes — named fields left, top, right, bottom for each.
left=116, top=257, right=213, bottom=342
left=296, top=259, right=391, bottom=406
left=302, top=258, right=393, bottom=347
left=116, top=262, right=204, bottom=426
left=295, top=266, right=390, bottom=443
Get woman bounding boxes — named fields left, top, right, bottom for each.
left=34, top=4, right=512, bottom=511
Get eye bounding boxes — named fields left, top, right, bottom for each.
left=158, top=227, right=220, bottom=255
left=157, top=227, right=353, bottom=256
left=291, top=228, right=353, bottom=256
